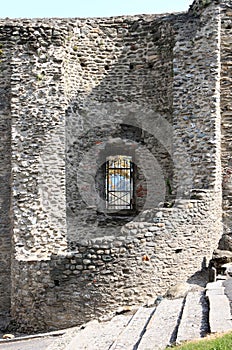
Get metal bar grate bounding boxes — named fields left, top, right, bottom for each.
left=106, top=155, right=133, bottom=210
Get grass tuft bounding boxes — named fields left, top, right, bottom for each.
left=166, top=332, right=232, bottom=350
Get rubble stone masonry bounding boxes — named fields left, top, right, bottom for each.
left=0, top=0, right=230, bottom=331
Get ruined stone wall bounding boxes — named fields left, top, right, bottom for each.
left=4, top=19, right=68, bottom=329
left=173, top=1, right=221, bottom=193
left=8, top=20, right=68, bottom=261
left=65, top=14, right=175, bottom=242
left=0, top=0, right=226, bottom=332
left=220, top=1, right=232, bottom=242
left=11, top=190, right=221, bottom=331
left=0, top=24, right=13, bottom=325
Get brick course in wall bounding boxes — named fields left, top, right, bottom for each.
left=0, top=0, right=230, bottom=332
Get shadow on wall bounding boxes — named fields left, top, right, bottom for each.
left=0, top=26, right=13, bottom=320
left=187, top=259, right=209, bottom=288
left=65, top=13, right=181, bottom=246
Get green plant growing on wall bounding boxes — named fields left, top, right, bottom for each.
left=73, top=45, right=78, bottom=51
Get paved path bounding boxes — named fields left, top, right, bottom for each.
left=0, top=337, right=55, bottom=350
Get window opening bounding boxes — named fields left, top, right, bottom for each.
left=106, top=155, right=134, bottom=210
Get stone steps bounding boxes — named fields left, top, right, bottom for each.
left=44, top=286, right=232, bottom=350
left=206, top=280, right=232, bottom=334
left=137, top=298, right=184, bottom=350
left=110, top=306, right=156, bottom=350
left=176, top=291, right=209, bottom=344
left=65, top=315, right=133, bottom=350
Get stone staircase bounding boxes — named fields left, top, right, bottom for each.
left=2, top=282, right=231, bottom=350
left=47, top=290, right=216, bottom=350
left=206, top=279, right=232, bottom=334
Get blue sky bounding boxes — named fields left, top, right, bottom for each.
left=1, top=0, right=194, bottom=18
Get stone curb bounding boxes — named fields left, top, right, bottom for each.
left=0, top=329, right=68, bottom=344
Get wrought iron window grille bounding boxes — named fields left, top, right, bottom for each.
left=105, top=155, right=134, bottom=211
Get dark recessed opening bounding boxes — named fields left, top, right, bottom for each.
left=175, top=248, right=183, bottom=254
left=54, top=279, right=60, bottom=286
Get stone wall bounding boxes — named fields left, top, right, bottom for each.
left=0, top=0, right=228, bottom=332
left=65, top=14, right=176, bottom=242
left=11, top=190, right=221, bottom=331
left=220, top=0, right=232, bottom=245
left=0, top=23, right=13, bottom=325
left=173, top=1, right=221, bottom=193
left=9, top=20, right=68, bottom=260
